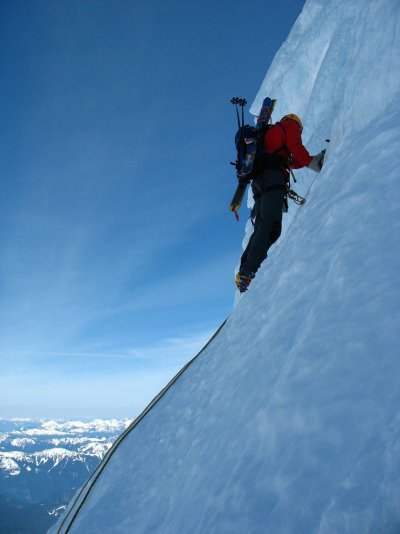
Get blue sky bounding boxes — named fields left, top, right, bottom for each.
left=0, top=0, right=305, bottom=418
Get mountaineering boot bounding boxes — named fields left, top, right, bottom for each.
left=235, top=269, right=255, bottom=293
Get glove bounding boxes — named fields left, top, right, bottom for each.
left=307, top=149, right=326, bottom=172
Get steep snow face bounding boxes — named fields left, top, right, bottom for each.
left=52, top=1, right=400, bottom=533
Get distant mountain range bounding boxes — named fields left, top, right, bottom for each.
left=0, top=418, right=130, bottom=534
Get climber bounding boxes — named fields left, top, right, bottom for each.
left=236, top=113, right=325, bottom=292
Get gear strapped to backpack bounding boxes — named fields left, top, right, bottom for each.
left=229, top=97, right=305, bottom=220
left=232, top=97, right=276, bottom=181
left=229, top=97, right=276, bottom=220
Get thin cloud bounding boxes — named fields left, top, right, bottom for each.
left=4, top=328, right=213, bottom=362
left=0, top=327, right=215, bottom=418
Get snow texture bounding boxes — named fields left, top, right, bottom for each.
left=52, top=0, right=400, bottom=532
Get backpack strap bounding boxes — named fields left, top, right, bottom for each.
left=251, top=122, right=289, bottom=176
left=244, top=122, right=290, bottom=180
left=269, top=122, right=287, bottom=155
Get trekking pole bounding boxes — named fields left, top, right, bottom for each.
left=241, top=99, right=245, bottom=130
left=235, top=98, right=247, bottom=162
left=231, top=97, right=241, bottom=130
left=229, top=98, right=248, bottom=221
left=231, top=97, right=240, bottom=131
left=231, top=97, right=247, bottom=132
left=230, top=97, right=248, bottom=172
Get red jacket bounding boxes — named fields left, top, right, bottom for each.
left=264, top=119, right=312, bottom=169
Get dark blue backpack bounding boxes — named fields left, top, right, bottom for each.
left=234, top=97, right=276, bottom=179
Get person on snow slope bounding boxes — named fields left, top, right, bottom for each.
left=236, top=113, right=324, bottom=292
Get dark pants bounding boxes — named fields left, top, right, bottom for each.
left=240, top=168, right=287, bottom=274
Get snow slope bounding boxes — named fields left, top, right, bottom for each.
left=52, top=0, right=400, bottom=532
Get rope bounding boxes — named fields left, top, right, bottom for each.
left=57, top=317, right=229, bottom=534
